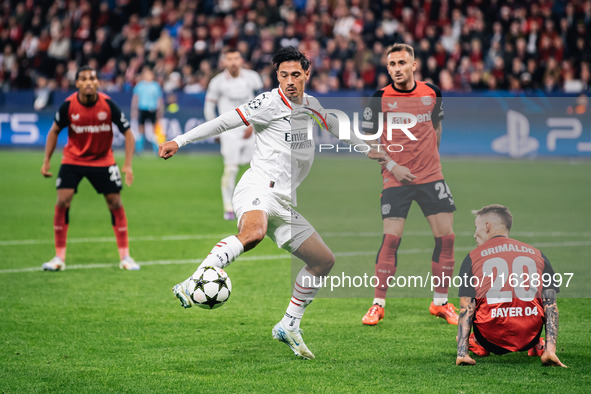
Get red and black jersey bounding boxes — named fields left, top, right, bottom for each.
left=54, top=92, right=130, bottom=167
left=458, top=236, right=559, bottom=353
left=363, top=81, right=444, bottom=189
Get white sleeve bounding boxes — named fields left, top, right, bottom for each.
left=173, top=110, right=244, bottom=148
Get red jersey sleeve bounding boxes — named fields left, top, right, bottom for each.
left=54, top=101, right=71, bottom=130
left=367, top=81, right=445, bottom=188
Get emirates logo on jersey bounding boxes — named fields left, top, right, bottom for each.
left=71, top=123, right=111, bottom=134
left=97, top=111, right=108, bottom=121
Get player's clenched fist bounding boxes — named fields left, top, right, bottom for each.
left=159, top=141, right=180, bottom=160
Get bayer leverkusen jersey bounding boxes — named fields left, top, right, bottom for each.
left=54, top=92, right=130, bottom=167
left=363, top=81, right=444, bottom=188
left=458, top=236, right=559, bottom=353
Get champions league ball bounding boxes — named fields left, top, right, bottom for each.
left=189, top=266, right=232, bottom=309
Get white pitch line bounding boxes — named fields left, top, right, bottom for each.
left=1, top=230, right=590, bottom=247
left=0, top=233, right=230, bottom=246
left=0, top=253, right=290, bottom=274
left=1, top=241, right=589, bottom=275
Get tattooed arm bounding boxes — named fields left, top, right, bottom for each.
left=541, top=289, right=567, bottom=367
left=456, top=296, right=477, bottom=366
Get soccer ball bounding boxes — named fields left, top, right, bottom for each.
left=189, top=266, right=232, bottom=309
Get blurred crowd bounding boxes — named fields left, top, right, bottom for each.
left=1, top=0, right=591, bottom=96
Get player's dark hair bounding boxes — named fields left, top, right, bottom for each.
left=75, top=65, right=98, bottom=80
left=387, top=43, right=415, bottom=59
left=272, top=46, right=310, bottom=71
left=472, top=204, right=513, bottom=231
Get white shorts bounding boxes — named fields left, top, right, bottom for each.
left=220, top=126, right=254, bottom=166
left=233, top=171, right=315, bottom=253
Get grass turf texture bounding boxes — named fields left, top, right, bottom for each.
left=0, top=150, right=589, bottom=392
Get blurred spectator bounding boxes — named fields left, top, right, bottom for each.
left=567, top=93, right=588, bottom=115
left=33, top=75, right=55, bottom=110
left=0, top=0, right=590, bottom=95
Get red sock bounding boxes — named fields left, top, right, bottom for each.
left=431, top=234, right=455, bottom=294
left=374, top=234, right=401, bottom=299
left=110, top=207, right=129, bottom=260
left=54, top=206, right=69, bottom=260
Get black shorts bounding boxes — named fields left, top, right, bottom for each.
left=474, top=324, right=542, bottom=355
left=139, top=110, right=157, bottom=125
left=56, top=164, right=123, bottom=194
left=380, top=179, right=456, bottom=219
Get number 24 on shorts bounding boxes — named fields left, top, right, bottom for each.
left=434, top=181, right=453, bottom=204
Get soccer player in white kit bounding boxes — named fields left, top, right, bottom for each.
left=204, top=49, right=263, bottom=220
left=159, top=47, right=386, bottom=359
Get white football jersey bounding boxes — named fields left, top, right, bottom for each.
left=205, top=69, right=263, bottom=115
left=236, top=87, right=337, bottom=205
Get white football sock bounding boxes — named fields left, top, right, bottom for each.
left=372, top=298, right=386, bottom=308
left=433, top=291, right=449, bottom=306
left=281, top=267, right=323, bottom=332
left=221, top=164, right=238, bottom=212
left=195, top=236, right=244, bottom=274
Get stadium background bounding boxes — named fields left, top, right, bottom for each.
left=1, top=0, right=590, bottom=155
left=0, top=0, right=591, bottom=157
left=1, top=0, right=590, bottom=392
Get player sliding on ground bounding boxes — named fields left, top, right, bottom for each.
left=159, top=47, right=387, bottom=359
left=456, top=204, right=566, bottom=367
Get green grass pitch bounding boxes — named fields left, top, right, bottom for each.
left=0, top=150, right=590, bottom=392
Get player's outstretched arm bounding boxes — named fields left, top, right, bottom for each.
left=160, top=110, right=244, bottom=161
left=41, top=122, right=61, bottom=177
left=541, top=289, right=567, bottom=367
left=456, top=296, right=476, bottom=366
left=159, top=140, right=180, bottom=160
